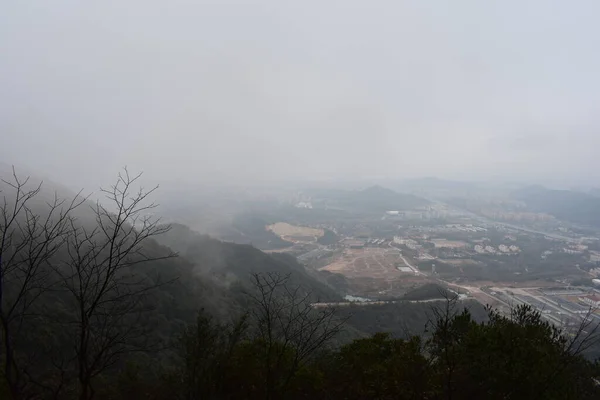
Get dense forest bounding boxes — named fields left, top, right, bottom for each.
left=1, top=169, right=599, bottom=399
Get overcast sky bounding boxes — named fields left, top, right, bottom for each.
left=1, top=0, right=599, bottom=190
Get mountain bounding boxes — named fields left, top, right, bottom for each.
left=512, top=185, right=600, bottom=227
left=307, top=185, right=428, bottom=213
left=156, top=223, right=341, bottom=304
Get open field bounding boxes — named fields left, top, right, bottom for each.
left=266, top=222, right=324, bottom=243
left=318, top=247, right=430, bottom=298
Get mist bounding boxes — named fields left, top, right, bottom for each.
left=2, top=0, right=600, bottom=190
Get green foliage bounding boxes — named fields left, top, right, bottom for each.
left=317, top=229, right=338, bottom=245
left=425, top=303, right=600, bottom=400
left=156, top=224, right=342, bottom=305
left=344, top=300, right=488, bottom=338
left=106, top=302, right=600, bottom=400
left=323, top=333, right=431, bottom=399
left=230, top=214, right=292, bottom=250
left=401, top=283, right=450, bottom=301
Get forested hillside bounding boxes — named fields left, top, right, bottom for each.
left=156, top=223, right=341, bottom=304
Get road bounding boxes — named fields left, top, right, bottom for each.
left=387, top=241, right=424, bottom=276
left=312, top=297, right=451, bottom=308
left=454, top=206, right=580, bottom=243
left=398, top=253, right=424, bottom=276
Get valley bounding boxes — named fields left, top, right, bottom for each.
left=188, top=182, right=600, bottom=335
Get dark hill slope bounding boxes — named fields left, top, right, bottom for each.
left=156, top=224, right=342, bottom=303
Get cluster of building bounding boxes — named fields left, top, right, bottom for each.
left=474, top=244, right=520, bottom=255
left=393, top=236, right=420, bottom=250
left=393, top=231, right=521, bottom=259
left=385, top=207, right=460, bottom=221
left=562, top=244, right=589, bottom=255
left=543, top=295, right=590, bottom=315
left=341, top=237, right=388, bottom=249
left=579, top=294, right=600, bottom=308
left=538, top=288, right=600, bottom=322
left=590, top=251, right=600, bottom=263
left=413, top=224, right=488, bottom=234
left=478, top=210, right=555, bottom=222
left=485, top=286, right=600, bottom=328
left=513, top=295, right=552, bottom=314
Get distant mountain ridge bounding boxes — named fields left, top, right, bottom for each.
left=511, top=185, right=600, bottom=227
left=307, top=185, right=428, bottom=212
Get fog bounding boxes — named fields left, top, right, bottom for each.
left=1, top=1, right=599, bottom=190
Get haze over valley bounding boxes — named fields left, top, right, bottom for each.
left=2, top=1, right=600, bottom=399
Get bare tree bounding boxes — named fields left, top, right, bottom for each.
left=247, top=272, right=346, bottom=399
left=0, top=167, right=85, bottom=399
left=57, top=168, right=176, bottom=400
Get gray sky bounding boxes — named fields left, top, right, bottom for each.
left=1, top=0, right=599, bottom=190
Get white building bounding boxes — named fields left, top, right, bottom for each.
left=579, top=295, right=600, bottom=308
left=485, top=245, right=496, bottom=254
left=498, top=245, right=510, bottom=253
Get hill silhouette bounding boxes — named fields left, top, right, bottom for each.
left=512, top=185, right=600, bottom=227
left=307, top=185, right=428, bottom=213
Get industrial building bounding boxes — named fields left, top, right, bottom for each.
left=579, top=295, right=600, bottom=308
left=558, top=301, right=590, bottom=315
left=513, top=295, right=552, bottom=313
left=539, top=288, right=585, bottom=296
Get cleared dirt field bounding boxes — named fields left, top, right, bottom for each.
left=266, top=222, right=323, bottom=243
left=319, top=247, right=430, bottom=297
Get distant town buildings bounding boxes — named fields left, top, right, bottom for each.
left=589, top=251, right=600, bottom=263
left=579, top=295, right=600, bottom=308
left=393, top=236, right=420, bottom=250
left=484, top=245, right=496, bottom=254
left=342, top=239, right=366, bottom=249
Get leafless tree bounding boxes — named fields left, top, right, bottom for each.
left=247, top=272, right=346, bottom=399
left=57, top=168, right=176, bottom=400
left=0, top=167, right=85, bottom=399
